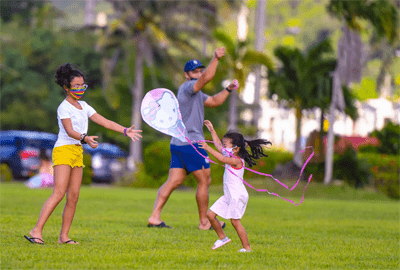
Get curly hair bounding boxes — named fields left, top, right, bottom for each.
left=54, top=63, right=85, bottom=93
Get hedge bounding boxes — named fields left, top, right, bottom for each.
left=132, top=141, right=294, bottom=188
left=359, top=153, right=399, bottom=199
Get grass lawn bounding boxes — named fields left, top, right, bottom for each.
left=1, top=182, right=399, bottom=269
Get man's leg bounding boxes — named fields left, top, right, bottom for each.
left=148, top=168, right=186, bottom=225
left=191, top=168, right=212, bottom=229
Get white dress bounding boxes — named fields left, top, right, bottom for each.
left=210, top=158, right=249, bottom=219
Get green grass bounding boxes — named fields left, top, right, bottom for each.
left=1, top=182, right=399, bottom=269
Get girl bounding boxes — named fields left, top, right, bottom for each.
left=24, top=63, right=142, bottom=245
left=199, top=120, right=271, bottom=252
left=25, top=149, right=54, bottom=189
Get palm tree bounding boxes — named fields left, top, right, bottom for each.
left=324, top=0, right=399, bottom=184
left=213, top=29, right=274, bottom=131
left=97, top=1, right=239, bottom=167
left=267, top=39, right=345, bottom=168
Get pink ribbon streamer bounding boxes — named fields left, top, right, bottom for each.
left=184, top=136, right=314, bottom=206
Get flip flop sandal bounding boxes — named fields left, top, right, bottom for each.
left=209, top=222, right=226, bottom=230
left=24, top=235, right=45, bottom=244
left=147, top=221, right=172, bottom=228
left=62, top=240, right=78, bottom=244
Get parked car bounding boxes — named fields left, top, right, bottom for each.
left=83, top=143, right=128, bottom=183
left=0, top=130, right=57, bottom=179
left=0, top=130, right=128, bottom=182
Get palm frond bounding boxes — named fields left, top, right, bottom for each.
left=306, top=38, right=333, bottom=61
left=241, top=50, right=275, bottom=70
left=213, top=29, right=237, bottom=59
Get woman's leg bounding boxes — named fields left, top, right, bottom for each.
left=58, top=166, right=83, bottom=244
left=207, top=210, right=226, bottom=239
left=231, top=219, right=251, bottom=250
left=29, top=165, right=71, bottom=242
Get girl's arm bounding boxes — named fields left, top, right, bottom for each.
left=199, top=142, right=242, bottom=169
left=204, top=120, right=222, bottom=153
left=90, top=113, right=142, bottom=141
left=61, top=118, right=98, bottom=148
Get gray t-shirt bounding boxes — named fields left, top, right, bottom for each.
left=171, top=80, right=209, bottom=146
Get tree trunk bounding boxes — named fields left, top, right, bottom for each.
left=84, top=0, right=97, bottom=27
left=324, top=72, right=340, bottom=185
left=324, top=102, right=336, bottom=185
left=319, top=110, right=324, bottom=158
left=252, top=0, right=266, bottom=130
left=376, top=46, right=396, bottom=96
left=228, top=90, right=238, bottom=131
left=128, top=38, right=144, bottom=169
left=324, top=23, right=361, bottom=185
left=293, top=106, right=303, bottom=168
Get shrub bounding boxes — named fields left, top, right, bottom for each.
left=131, top=163, right=161, bottom=188
left=358, top=144, right=379, bottom=153
left=143, top=140, right=171, bottom=180
left=0, top=163, right=13, bottom=182
left=303, top=161, right=325, bottom=183
left=244, top=147, right=294, bottom=179
left=304, top=148, right=372, bottom=188
left=131, top=140, right=173, bottom=188
left=334, top=148, right=372, bottom=188
left=137, top=140, right=226, bottom=188
left=359, top=153, right=399, bottom=199
left=82, top=153, right=92, bottom=185
left=132, top=141, right=293, bottom=188
left=369, top=121, right=400, bottom=155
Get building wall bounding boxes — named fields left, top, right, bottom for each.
left=257, top=98, right=399, bottom=152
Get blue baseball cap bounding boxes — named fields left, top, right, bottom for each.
left=184, top=60, right=205, bottom=72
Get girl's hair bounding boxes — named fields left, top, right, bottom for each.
left=54, top=63, right=85, bottom=90
left=223, top=132, right=272, bottom=167
left=39, top=149, right=50, bottom=161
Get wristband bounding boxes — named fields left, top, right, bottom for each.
left=123, top=128, right=128, bottom=137
left=225, top=87, right=232, bottom=93
left=80, top=133, right=87, bottom=144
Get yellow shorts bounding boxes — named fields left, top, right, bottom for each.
left=52, top=145, right=84, bottom=168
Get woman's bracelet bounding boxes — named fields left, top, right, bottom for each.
left=123, top=128, right=128, bottom=137
left=80, top=133, right=87, bottom=144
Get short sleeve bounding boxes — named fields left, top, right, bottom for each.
left=201, top=92, right=209, bottom=103
left=57, top=103, right=71, bottom=120
left=182, top=80, right=197, bottom=96
left=81, top=101, right=97, bottom=117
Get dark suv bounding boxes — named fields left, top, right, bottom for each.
left=0, top=130, right=128, bottom=182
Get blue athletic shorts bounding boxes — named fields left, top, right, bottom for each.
left=170, top=143, right=210, bottom=174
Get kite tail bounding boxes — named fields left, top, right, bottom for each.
left=185, top=137, right=314, bottom=206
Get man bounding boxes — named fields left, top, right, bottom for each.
left=148, top=47, right=237, bottom=229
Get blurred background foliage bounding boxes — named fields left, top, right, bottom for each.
left=1, top=0, right=399, bottom=197
left=2, top=0, right=398, bottom=145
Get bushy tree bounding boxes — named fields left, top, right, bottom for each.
left=369, top=121, right=400, bottom=156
